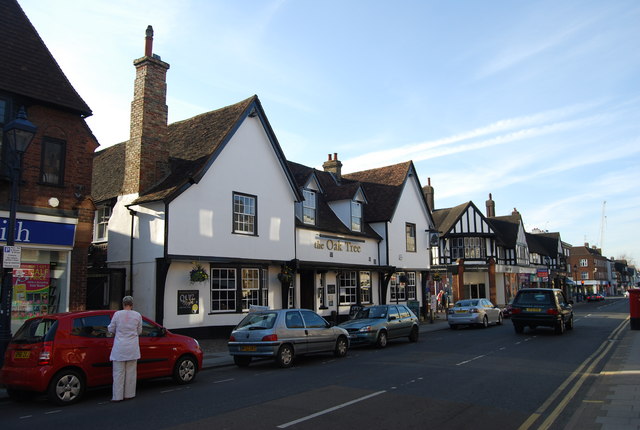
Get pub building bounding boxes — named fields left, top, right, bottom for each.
left=90, top=28, right=435, bottom=337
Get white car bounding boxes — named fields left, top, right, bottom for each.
left=447, top=298, right=503, bottom=329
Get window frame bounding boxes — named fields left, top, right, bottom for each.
left=232, top=192, right=257, bottom=236
left=359, top=271, right=372, bottom=304
left=351, top=201, right=362, bottom=232
left=40, top=137, right=66, bottom=186
left=94, top=205, right=112, bottom=242
left=302, top=189, right=316, bottom=225
left=339, top=271, right=358, bottom=305
left=241, top=268, right=261, bottom=311
left=406, top=223, right=416, bottom=252
left=210, top=268, right=237, bottom=313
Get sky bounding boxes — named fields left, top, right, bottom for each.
left=18, top=0, right=640, bottom=265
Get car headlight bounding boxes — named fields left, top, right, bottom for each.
left=358, top=325, right=372, bottom=332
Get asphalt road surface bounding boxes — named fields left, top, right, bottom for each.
left=0, top=298, right=628, bottom=430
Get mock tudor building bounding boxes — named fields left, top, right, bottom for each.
left=90, top=28, right=434, bottom=335
left=1, top=0, right=98, bottom=333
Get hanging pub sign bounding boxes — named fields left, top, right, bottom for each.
left=177, top=290, right=199, bottom=315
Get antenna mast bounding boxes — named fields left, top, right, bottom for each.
left=599, top=201, right=606, bottom=249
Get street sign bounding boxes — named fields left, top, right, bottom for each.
left=2, top=246, right=21, bottom=269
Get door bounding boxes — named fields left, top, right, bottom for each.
left=299, top=270, right=315, bottom=310
left=386, top=305, right=403, bottom=339
left=138, top=319, right=174, bottom=379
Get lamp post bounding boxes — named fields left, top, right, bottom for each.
left=0, top=107, right=37, bottom=367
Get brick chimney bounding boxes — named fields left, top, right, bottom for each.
left=123, top=25, right=170, bottom=195
left=423, top=177, right=434, bottom=211
left=486, top=193, right=495, bottom=217
left=322, top=153, right=342, bottom=181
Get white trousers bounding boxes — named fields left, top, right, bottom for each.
left=112, top=360, right=137, bottom=401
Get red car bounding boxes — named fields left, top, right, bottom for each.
left=586, top=293, right=605, bottom=302
left=0, top=310, right=203, bottom=405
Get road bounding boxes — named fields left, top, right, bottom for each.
left=0, top=298, right=629, bottom=430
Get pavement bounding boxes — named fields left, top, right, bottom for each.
left=2, top=305, right=640, bottom=429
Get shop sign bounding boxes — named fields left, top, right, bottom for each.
left=1, top=218, right=76, bottom=247
left=313, top=239, right=361, bottom=253
left=177, top=290, right=199, bottom=315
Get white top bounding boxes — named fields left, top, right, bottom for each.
left=108, top=309, right=142, bottom=361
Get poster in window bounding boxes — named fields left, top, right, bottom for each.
left=177, top=290, right=199, bottom=315
left=11, top=263, right=50, bottom=320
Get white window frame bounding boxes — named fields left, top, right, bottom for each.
left=406, top=223, right=416, bottom=252
left=241, top=268, right=261, bottom=311
left=351, top=201, right=362, bottom=232
left=210, top=268, right=236, bottom=312
left=359, top=271, right=372, bottom=304
left=302, top=189, right=316, bottom=225
left=233, top=192, right=256, bottom=235
left=339, top=271, right=358, bottom=305
left=94, top=206, right=112, bottom=242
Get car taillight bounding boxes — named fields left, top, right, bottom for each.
left=547, top=308, right=559, bottom=315
left=262, top=334, right=278, bottom=342
left=511, top=308, right=521, bottom=315
left=38, top=341, right=53, bottom=365
left=229, top=335, right=236, bottom=342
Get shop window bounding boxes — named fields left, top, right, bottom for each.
left=210, top=268, right=236, bottom=312
left=339, top=271, right=357, bottom=305
left=241, top=268, right=260, bottom=311
left=390, top=272, right=406, bottom=301
left=406, top=271, right=417, bottom=300
left=40, top=137, right=66, bottom=186
left=233, top=192, right=256, bottom=235
left=359, top=271, right=371, bottom=304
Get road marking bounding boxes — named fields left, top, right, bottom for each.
left=456, top=354, right=486, bottom=366
left=44, top=410, right=62, bottom=414
left=277, top=390, right=386, bottom=428
left=518, top=317, right=629, bottom=430
left=600, top=370, right=640, bottom=375
left=213, top=378, right=234, bottom=384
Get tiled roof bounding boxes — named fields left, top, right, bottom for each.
left=92, top=96, right=256, bottom=204
left=343, top=162, right=412, bottom=222
left=0, top=0, right=91, bottom=116
left=487, top=216, right=520, bottom=248
left=526, top=232, right=557, bottom=256
left=432, top=202, right=471, bottom=234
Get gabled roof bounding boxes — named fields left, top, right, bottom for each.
left=343, top=161, right=414, bottom=223
left=486, top=216, right=521, bottom=248
left=432, top=202, right=472, bottom=234
left=287, top=161, right=380, bottom=239
left=93, top=96, right=301, bottom=205
left=0, top=0, right=91, bottom=116
left=526, top=232, right=557, bottom=256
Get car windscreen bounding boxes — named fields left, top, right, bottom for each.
left=355, top=306, right=387, bottom=319
left=235, top=312, right=278, bottom=331
left=455, top=300, right=478, bottom=307
left=12, top=318, right=58, bottom=344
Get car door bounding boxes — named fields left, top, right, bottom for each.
left=138, top=318, right=175, bottom=379
left=70, top=313, right=113, bottom=387
left=395, top=305, right=413, bottom=338
left=282, top=311, right=308, bottom=354
left=301, top=310, right=335, bottom=353
left=386, top=306, right=403, bottom=339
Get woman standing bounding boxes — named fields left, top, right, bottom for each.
left=108, top=296, right=142, bottom=402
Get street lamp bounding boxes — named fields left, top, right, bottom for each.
left=0, top=107, right=37, bottom=367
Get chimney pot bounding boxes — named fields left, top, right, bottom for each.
left=145, top=25, right=154, bottom=57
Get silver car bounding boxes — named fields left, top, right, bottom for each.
left=447, top=298, right=503, bottom=329
left=338, top=304, right=420, bottom=348
left=228, top=308, right=349, bottom=368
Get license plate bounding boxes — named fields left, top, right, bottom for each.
left=525, top=308, right=542, bottom=312
left=239, top=345, right=257, bottom=352
left=13, top=351, right=30, bottom=359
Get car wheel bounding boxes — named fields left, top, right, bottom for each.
left=234, top=356, right=252, bottom=367
left=276, top=344, right=294, bottom=368
left=566, top=314, right=574, bottom=330
left=555, top=318, right=565, bottom=335
left=497, top=313, right=503, bottom=325
left=513, top=323, right=524, bottom=334
left=174, top=355, right=198, bottom=384
left=6, top=387, right=36, bottom=402
left=481, top=315, right=489, bottom=328
left=449, top=324, right=458, bottom=330
left=376, top=331, right=388, bottom=348
left=334, top=336, right=348, bottom=358
left=48, top=369, right=85, bottom=406
left=409, top=326, right=419, bottom=342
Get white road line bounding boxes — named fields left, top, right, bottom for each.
left=213, top=378, right=234, bottom=384
left=277, top=390, right=386, bottom=428
left=456, top=354, right=486, bottom=366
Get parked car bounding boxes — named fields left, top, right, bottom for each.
left=228, top=308, right=349, bottom=368
left=0, top=310, right=203, bottom=405
left=502, top=300, right=514, bottom=318
left=447, top=298, right=503, bottom=329
left=586, top=293, right=605, bottom=302
left=338, top=304, right=420, bottom=348
left=510, top=288, right=574, bottom=335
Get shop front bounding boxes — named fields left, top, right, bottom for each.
left=2, top=212, right=76, bottom=332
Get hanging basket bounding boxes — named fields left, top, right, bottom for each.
left=189, top=263, right=209, bottom=284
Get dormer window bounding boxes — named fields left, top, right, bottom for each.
left=302, top=189, right=316, bottom=225
left=351, top=201, right=362, bottom=232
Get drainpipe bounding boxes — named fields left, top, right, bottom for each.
left=129, top=209, right=137, bottom=296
